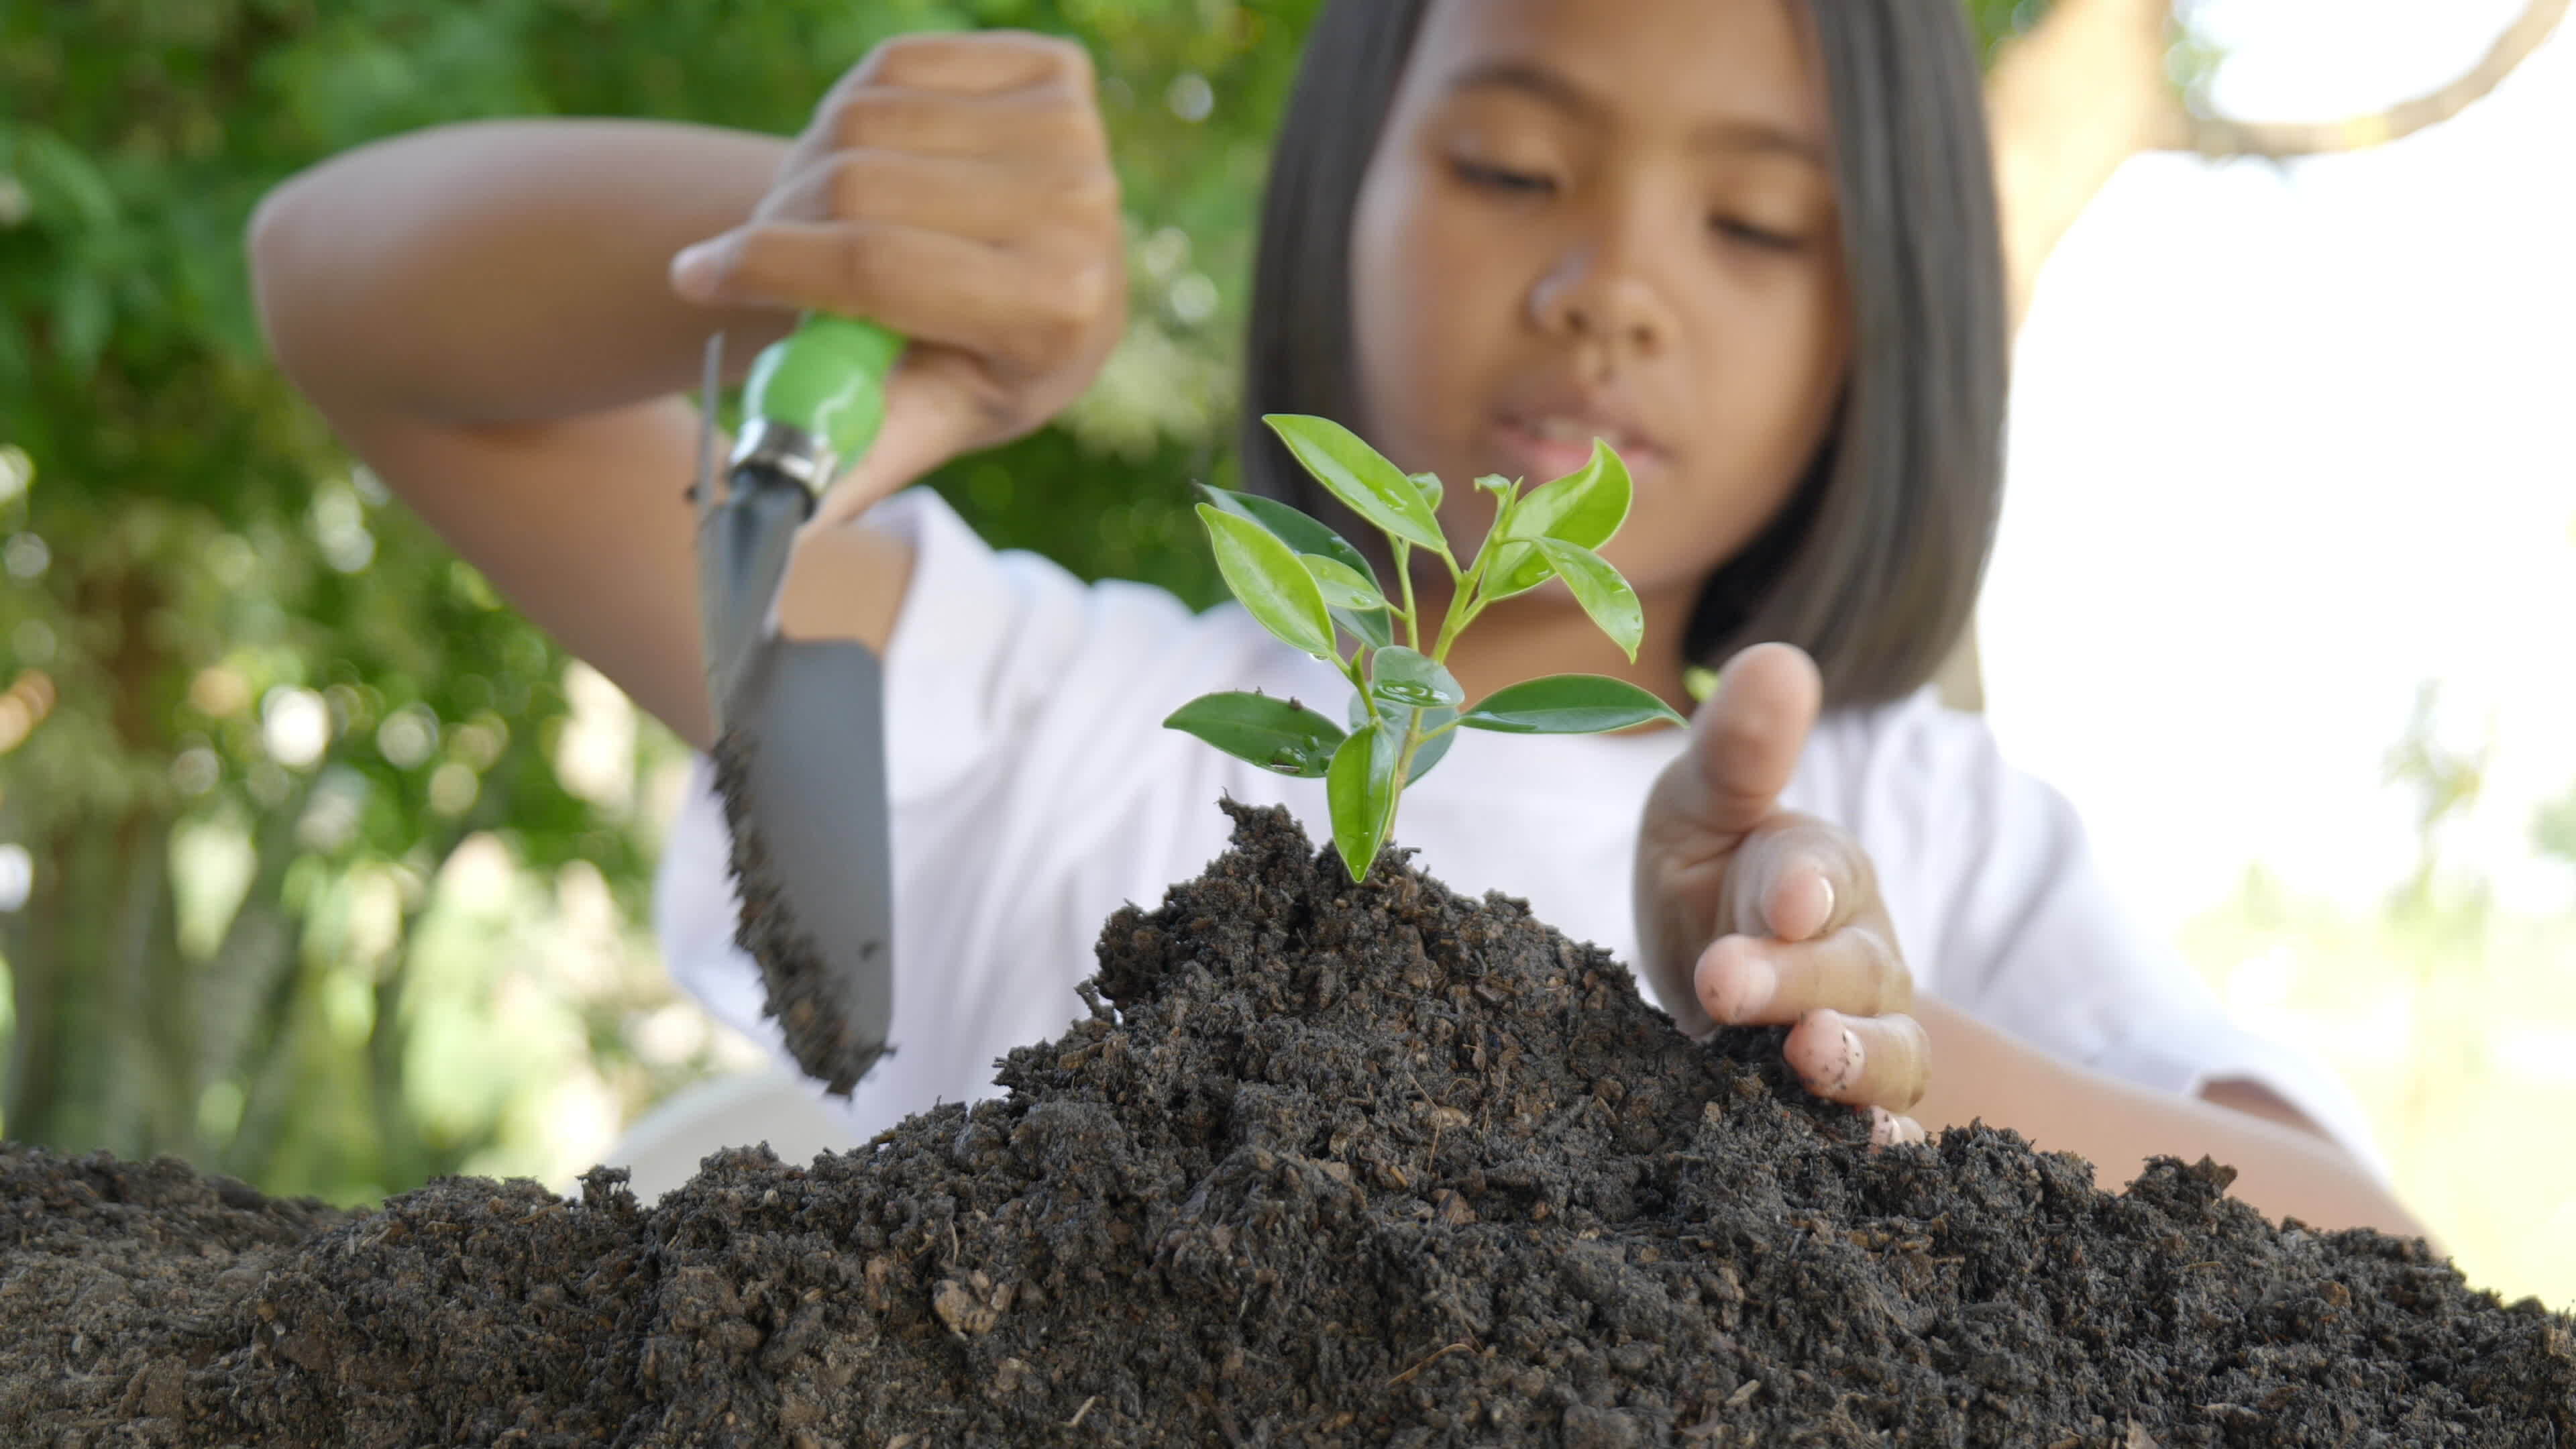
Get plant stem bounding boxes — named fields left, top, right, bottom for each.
left=1340, top=649, right=1377, bottom=725
left=1365, top=492, right=1499, bottom=858
left=1428, top=494, right=1515, bottom=663
left=1430, top=551, right=1489, bottom=663
left=1386, top=707, right=1426, bottom=841
left=1395, top=541, right=1421, bottom=653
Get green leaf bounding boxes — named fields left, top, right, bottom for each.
left=1407, top=470, right=1444, bottom=512
left=1326, top=720, right=1401, bottom=882
left=1263, top=414, right=1447, bottom=553
left=1301, top=553, right=1385, bottom=612
left=1201, top=485, right=1397, bottom=648
left=1483, top=440, right=1634, bottom=600
left=1368, top=645, right=1464, bottom=710
left=1532, top=538, right=1644, bottom=661
left=1459, top=675, right=1688, bottom=735
left=1336, top=601, right=1394, bottom=651
left=1509, top=438, right=1633, bottom=545
left=1481, top=542, right=1546, bottom=603
left=1197, top=484, right=1379, bottom=593
left=1197, top=503, right=1336, bottom=660
left=1298, top=552, right=1395, bottom=648
left=1474, top=474, right=1519, bottom=500
left=1163, top=692, right=1347, bottom=778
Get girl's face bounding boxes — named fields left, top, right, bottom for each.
left=1350, top=0, right=1850, bottom=604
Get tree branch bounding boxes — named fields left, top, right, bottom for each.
left=1988, top=0, right=2569, bottom=331
left=1987, top=0, right=2179, bottom=333
left=1957, top=0, right=2564, bottom=712
left=2151, top=0, right=2569, bottom=158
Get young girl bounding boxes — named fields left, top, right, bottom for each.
left=250, top=0, right=2422, bottom=1236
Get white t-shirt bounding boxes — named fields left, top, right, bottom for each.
left=656, top=488, right=2386, bottom=1177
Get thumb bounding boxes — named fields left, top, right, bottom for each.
left=669, top=229, right=751, bottom=307
left=1678, top=643, right=1821, bottom=840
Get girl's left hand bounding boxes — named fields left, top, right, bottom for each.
left=1634, top=643, right=1929, bottom=1146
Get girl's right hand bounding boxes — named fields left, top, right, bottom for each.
left=668, top=32, right=1127, bottom=527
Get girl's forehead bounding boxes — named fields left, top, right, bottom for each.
left=1405, top=0, right=1828, bottom=146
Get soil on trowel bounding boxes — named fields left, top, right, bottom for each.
left=3, top=802, right=2571, bottom=1446
left=709, top=726, right=890, bottom=1096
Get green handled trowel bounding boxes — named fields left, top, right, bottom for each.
left=693, top=315, right=905, bottom=1097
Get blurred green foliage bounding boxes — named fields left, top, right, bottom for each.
left=0, top=0, right=2043, bottom=1202
left=1964, top=0, right=2053, bottom=62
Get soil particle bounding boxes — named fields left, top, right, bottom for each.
left=3, top=803, right=2569, bottom=1446
left=0, top=1148, right=348, bottom=1441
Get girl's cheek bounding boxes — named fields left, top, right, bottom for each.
left=1407, top=207, right=1535, bottom=358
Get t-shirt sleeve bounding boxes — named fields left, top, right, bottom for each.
left=1841, top=690, right=2391, bottom=1181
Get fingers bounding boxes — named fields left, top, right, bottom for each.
left=670, top=25, right=1113, bottom=320
left=1695, top=921, right=1909, bottom=1030
left=674, top=219, right=1110, bottom=372
left=1866, top=1107, right=1929, bottom=1149
left=819, top=84, right=1106, bottom=165
left=846, top=29, right=1093, bottom=99
left=1678, top=644, right=1822, bottom=839
left=665, top=27, right=1123, bottom=502
left=1766, top=866, right=1835, bottom=945
left=1721, top=810, right=1879, bottom=944
left=1784, top=1010, right=1928, bottom=1113
left=1633, top=643, right=1824, bottom=1001
left=768, top=148, right=1116, bottom=249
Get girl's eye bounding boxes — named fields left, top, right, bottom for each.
left=1452, top=158, right=1556, bottom=197
left=1713, top=217, right=1805, bottom=253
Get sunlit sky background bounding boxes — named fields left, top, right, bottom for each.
left=1984, top=0, right=2576, bottom=932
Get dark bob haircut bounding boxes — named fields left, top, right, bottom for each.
left=1238, top=0, right=2008, bottom=708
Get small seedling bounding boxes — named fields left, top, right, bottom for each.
left=1166, top=413, right=1687, bottom=882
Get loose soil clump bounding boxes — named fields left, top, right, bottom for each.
left=3, top=804, right=2570, bottom=1446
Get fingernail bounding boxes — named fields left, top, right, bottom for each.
left=1865, top=1109, right=1925, bottom=1149
left=1774, top=859, right=1833, bottom=941
left=670, top=241, right=725, bottom=301
left=1832, top=1024, right=1863, bottom=1094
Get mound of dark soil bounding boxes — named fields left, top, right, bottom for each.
left=3, top=804, right=2569, bottom=1446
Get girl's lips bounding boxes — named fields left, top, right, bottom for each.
left=1490, top=415, right=1666, bottom=487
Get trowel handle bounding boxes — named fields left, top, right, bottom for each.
left=734, top=313, right=908, bottom=493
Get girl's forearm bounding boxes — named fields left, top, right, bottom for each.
left=249, top=118, right=794, bottom=425
left=1911, top=998, right=2431, bottom=1240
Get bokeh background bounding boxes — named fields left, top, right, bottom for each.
left=3, top=0, right=2568, bottom=1306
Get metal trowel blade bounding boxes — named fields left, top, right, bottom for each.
left=692, top=335, right=897, bottom=1096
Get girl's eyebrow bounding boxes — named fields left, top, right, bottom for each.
left=1444, top=57, right=1829, bottom=171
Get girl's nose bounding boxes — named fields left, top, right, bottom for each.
left=1529, top=244, right=1672, bottom=363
